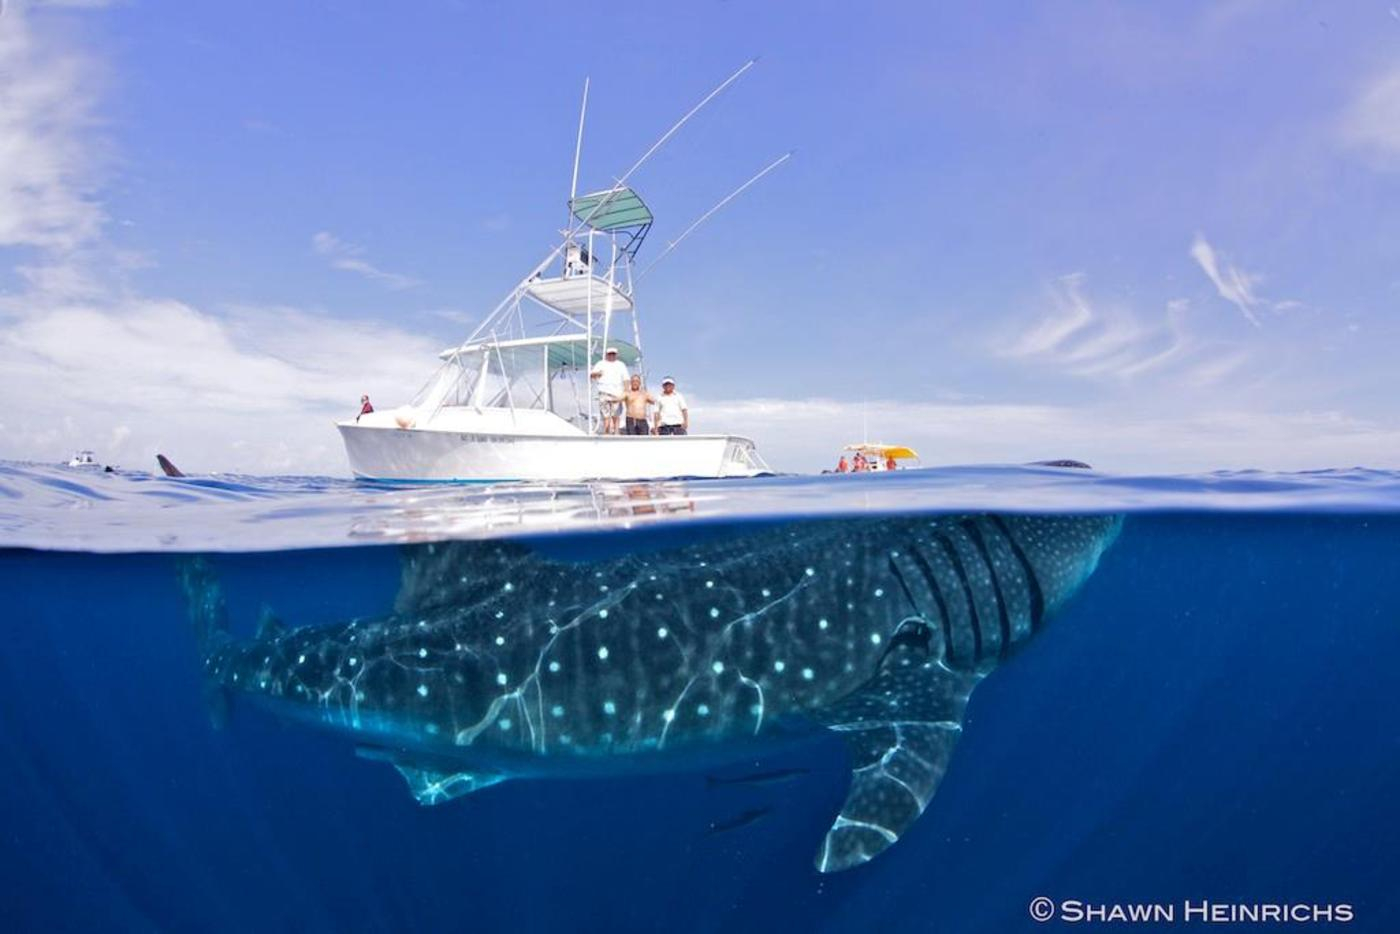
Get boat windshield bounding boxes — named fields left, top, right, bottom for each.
left=413, top=337, right=641, bottom=428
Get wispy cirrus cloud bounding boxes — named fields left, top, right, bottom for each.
left=311, top=231, right=421, bottom=290
left=1189, top=234, right=1266, bottom=327
left=1338, top=61, right=1400, bottom=168
left=999, top=274, right=1244, bottom=387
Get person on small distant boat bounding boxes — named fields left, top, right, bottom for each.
left=853, top=453, right=868, bottom=472
left=836, top=456, right=849, bottom=473
left=623, top=375, right=655, bottom=436
left=886, top=455, right=897, bottom=471
left=590, top=347, right=629, bottom=435
left=357, top=394, right=374, bottom=422
left=654, top=377, right=688, bottom=436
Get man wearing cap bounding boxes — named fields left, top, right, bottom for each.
left=589, top=347, right=629, bottom=435
left=654, top=377, right=688, bottom=436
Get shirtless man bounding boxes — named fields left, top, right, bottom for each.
left=622, top=375, right=655, bottom=436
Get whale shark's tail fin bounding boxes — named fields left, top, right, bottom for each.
left=177, top=557, right=233, bottom=728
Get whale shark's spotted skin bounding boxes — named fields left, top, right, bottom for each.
left=188, top=513, right=1120, bottom=871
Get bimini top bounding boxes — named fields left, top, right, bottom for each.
left=441, top=334, right=641, bottom=367
left=570, top=186, right=653, bottom=231
left=844, top=443, right=920, bottom=460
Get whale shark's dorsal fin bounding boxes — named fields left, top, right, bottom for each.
left=814, top=640, right=984, bottom=872
left=255, top=606, right=285, bottom=642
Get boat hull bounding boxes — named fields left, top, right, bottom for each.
left=337, top=423, right=767, bottom=481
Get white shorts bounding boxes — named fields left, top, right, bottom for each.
left=598, top=393, right=623, bottom=417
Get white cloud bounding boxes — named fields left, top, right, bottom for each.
left=0, top=0, right=1390, bottom=482
left=311, top=231, right=421, bottom=290
left=0, top=2, right=442, bottom=475
left=426, top=307, right=476, bottom=326
left=698, top=396, right=1400, bottom=474
left=0, top=0, right=106, bottom=250
left=1339, top=62, right=1400, bottom=167
left=0, top=294, right=442, bottom=474
left=1000, top=275, right=1243, bottom=387
left=1189, top=234, right=1265, bottom=327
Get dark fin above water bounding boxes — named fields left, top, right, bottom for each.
left=705, top=806, right=773, bottom=836
left=156, top=454, right=185, bottom=477
left=353, top=745, right=508, bottom=805
left=1027, top=459, right=1092, bottom=469
left=705, top=768, right=808, bottom=789
left=813, top=641, right=983, bottom=872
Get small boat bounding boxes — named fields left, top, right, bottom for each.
left=66, top=450, right=102, bottom=469
left=337, top=70, right=778, bottom=482
left=836, top=443, right=920, bottom=473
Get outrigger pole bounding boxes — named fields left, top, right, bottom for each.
left=568, top=57, right=758, bottom=236
left=459, top=59, right=759, bottom=348
left=568, top=77, right=589, bottom=214
left=637, top=150, right=793, bottom=281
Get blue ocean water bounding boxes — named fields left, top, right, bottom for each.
left=1, top=462, right=1396, bottom=932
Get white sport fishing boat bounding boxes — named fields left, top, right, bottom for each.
left=338, top=66, right=777, bottom=482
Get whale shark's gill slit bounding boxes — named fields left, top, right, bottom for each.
left=989, top=516, right=1046, bottom=630
left=961, top=521, right=1012, bottom=661
left=905, top=546, right=955, bottom=667
left=934, top=533, right=984, bottom=664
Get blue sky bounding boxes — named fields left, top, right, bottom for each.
left=2, top=0, right=1399, bottom=473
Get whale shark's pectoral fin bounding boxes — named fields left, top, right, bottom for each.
left=393, top=765, right=507, bottom=806
left=814, top=656, right=984, bottom=872
left=354, top=744, right=509, bottom=806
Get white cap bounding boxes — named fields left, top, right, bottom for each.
left=605, top=347, right=619, bottom=355
left=661, top=376, right=676, bottom=386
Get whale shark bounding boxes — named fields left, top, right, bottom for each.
left=184, top=512, right=1121, bottom=871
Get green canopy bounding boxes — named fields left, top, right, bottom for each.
left=570, top=187, right=653, bottom=231
left=448, top=336, right=641, bottom=369
left=534, top=338, right=640, bottom=369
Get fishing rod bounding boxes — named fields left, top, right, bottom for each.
left=567, top=57, right=758, bottom=236
left=636, top=150, right=793, bottom=281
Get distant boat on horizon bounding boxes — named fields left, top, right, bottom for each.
left=65, top=450, right=104, bottom=469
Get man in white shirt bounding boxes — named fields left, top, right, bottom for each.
left=589, top=347, right=629, bottom=435
left=653, top=377, right=689, bottom=436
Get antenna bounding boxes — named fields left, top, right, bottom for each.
left=637, top=150, right=792, bottom=280
left=464, top=59, right=760, bottom=348
left=570, top=57, right=758, bottom=234
left=569, top=77, right=589, bottom=208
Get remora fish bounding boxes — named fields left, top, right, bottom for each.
left=184, top=513, right=1120, bottom=871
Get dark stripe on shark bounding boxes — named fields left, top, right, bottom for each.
left=905, top=545, right=956, bottom=668
left=989, top=515, right=1046, bottom=631
left=934, top=533, right=985, bottom=664
left=961, top=520, right=1012, bottom=661
left=886, top=554, right=924, bottom=619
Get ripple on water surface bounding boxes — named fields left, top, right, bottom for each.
left=0, top=460, right=1398, bottom=553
